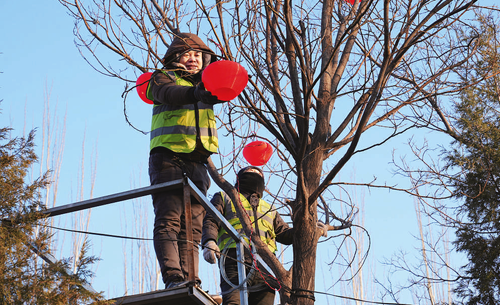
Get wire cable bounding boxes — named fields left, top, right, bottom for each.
left=42, top=224, right=413, bottom=305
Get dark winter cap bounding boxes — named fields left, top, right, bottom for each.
left=162, top=33, right=217, bottom=70
left=235, top=166, right=265, bottom=198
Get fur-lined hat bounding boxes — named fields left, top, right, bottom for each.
left=162, top=33, right=217, bottom=71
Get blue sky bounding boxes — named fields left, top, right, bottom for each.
left=1, top=1, right=485, bottom=303
left=1, top=0, right=155, bottom=295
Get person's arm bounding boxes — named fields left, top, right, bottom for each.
left=150, top=71, right=198, bottom=106
left=201, top=192, right=224, bottom=245
left=274, top=212, right=294, bottom=245
left=150, top=71, right=223, bottom=106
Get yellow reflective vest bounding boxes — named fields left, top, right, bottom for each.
left=217, top=192, right=277, bottom=253
left=148, top=71, right=218, bottom=153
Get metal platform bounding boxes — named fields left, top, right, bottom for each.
left=110, top=285, right=222, bottom=305
left=37, top=177, right=269, bottom=305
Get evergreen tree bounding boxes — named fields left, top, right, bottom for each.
left=447, top=13, right=500, bottom=305
left=0, top=113, right=110, bottom=304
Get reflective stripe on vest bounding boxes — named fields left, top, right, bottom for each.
left=217, top=192, right=277, bottom=253
left=149, top=71, right=218, bottom=153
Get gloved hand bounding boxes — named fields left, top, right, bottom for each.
left=317, top=221, right=328, bottom=238
left=193, top=82, right=224, bottom=105
left=203, top=240, right=221, bottom=264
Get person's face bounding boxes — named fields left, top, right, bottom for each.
left=178, top=50, right=203, bottom=73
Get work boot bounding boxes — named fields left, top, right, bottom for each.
left=165, top=275, right=187, bottom=289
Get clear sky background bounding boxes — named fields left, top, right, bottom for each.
left=2, top=1, right=493, bottom=304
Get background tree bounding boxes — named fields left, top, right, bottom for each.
left=445, top=13, right=500, bottom=305
left=386, top=10, right=500, bottom=305
left=58, top=0, right=481, bottom=303
left=0, top=109, right=110, bottom=304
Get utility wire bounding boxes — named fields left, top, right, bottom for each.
left=43, top=223, right=414, bottom=305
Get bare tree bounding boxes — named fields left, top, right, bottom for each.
left=388, top=10, right=500, bottom=305
left=58, top=0, right=482, bottom=303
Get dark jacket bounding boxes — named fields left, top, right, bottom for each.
left=202, top=192, right=294, bottom=248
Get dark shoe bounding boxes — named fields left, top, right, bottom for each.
left=165, top=276, right=187, bottom=289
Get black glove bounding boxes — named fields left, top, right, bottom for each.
left=193, top=82, right=223, bottom=105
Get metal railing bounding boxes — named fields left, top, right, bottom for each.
left=41, top=175, right=274, bottom=305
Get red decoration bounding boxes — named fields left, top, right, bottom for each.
left=243, top=141, right=273, bottom=166
left=136, top=72, right=154, bottom=104
left=202, top=60, right=248, bottom=101
left=346, top=0, right=360, bottom=5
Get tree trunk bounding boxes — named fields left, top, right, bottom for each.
left=289, top=142, right=324, bottom=304
left=291, top=207, right=318, bottom=305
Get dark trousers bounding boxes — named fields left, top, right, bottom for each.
left=149, top=152, right=210, bottom=285
left=221, top=249, right=276, bottom=305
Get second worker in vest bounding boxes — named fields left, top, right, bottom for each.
left=147, top=32, right=225, bottom=290
left=201, top=166, right=329, bottom=305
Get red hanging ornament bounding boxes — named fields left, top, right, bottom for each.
left=136, top=72, right=154, bottom=104
left=243, top=141, right=273, bottom=166
left=202, top=60, right=248, bottom=101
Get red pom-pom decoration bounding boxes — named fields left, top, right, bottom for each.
left=202, top=60, right=248, bottom=101
left=243, top=141, right=273, bottom=166
left=136, top=72, right=154, bottom=104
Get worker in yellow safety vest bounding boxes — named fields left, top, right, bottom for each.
left=147, top=32, right=225, bottom=290
left=201, top=166, right=329, bottom=305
